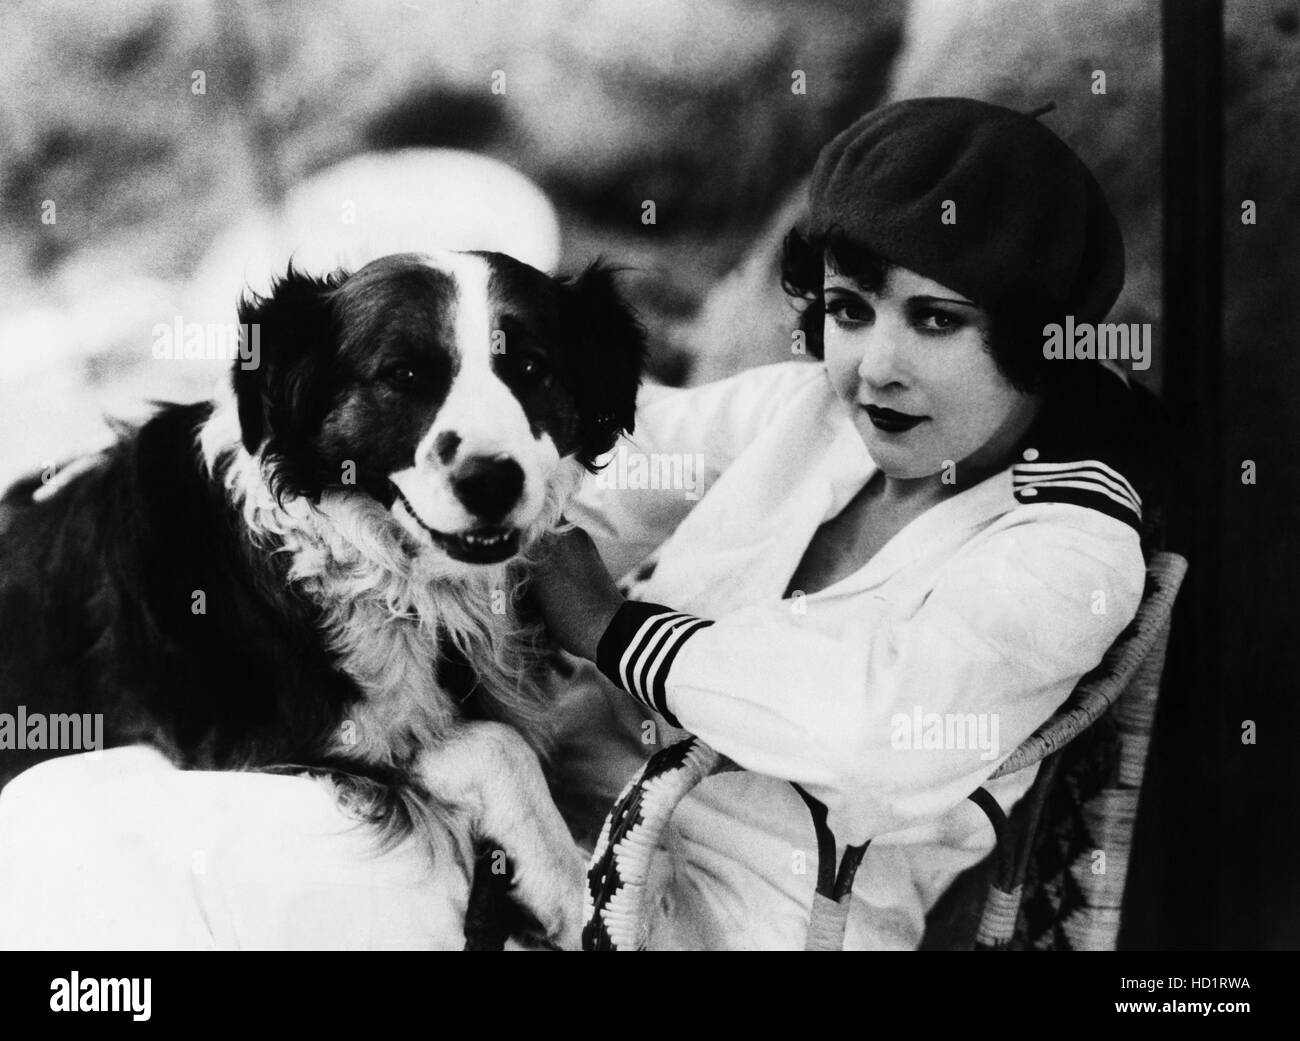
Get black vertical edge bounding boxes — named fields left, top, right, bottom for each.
left=1124, top=0, right=1225, bottom=950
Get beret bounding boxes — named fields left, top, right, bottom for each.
left=803, top=97, right=1124, bottom=324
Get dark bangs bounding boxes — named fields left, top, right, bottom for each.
left=780, top=229, right=887, bottom=363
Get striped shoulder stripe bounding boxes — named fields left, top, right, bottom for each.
left=1012, top=458, right=1143, bottom=531
left=1013, top=460, right=1143, bottom=508
left=1015, top=475, right=1139, bottom=514
left=596, top=601, right=713, bottom=726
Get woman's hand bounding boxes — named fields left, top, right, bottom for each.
left=530, top=525, right=625, bottom=663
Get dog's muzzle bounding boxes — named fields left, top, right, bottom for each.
left=389, top=482, right=523, bottom=565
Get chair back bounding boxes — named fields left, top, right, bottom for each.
left=970, top=551, right=1188, bottom=950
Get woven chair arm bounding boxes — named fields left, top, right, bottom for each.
left=582, top=738, right=724, bottom=950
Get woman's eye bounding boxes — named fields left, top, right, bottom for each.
left=917, top=312, right=961, bottom=333
left=825, top=298, right=872, bottom=324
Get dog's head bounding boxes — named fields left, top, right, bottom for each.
left=232, top=250, right=645, bottom=566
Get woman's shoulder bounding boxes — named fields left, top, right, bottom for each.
left=636, top=361, right=830, bottom=444
left=1011, top=363, right=1170, bottom=552
left=679, top=359, right=827, bottom=407
left=713, top=360, right=834, bottom=427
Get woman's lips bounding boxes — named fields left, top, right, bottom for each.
left=863, top=404, right=927, bottom=433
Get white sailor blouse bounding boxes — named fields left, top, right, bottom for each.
left=563, top=359, right=1159, bottom=950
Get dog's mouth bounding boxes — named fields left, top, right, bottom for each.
left=390, top=484, right=521, bottom=565
left=430, top=525, right=521, bottom=564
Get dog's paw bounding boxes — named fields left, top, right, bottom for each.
left=505, top=838, right=586, bottom=951
left=417, top=722, right=589, bottom=950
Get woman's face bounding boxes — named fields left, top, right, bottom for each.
left=822, top=262, right=1040, bottom=481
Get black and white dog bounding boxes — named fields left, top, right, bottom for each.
left=0, top=250, right=646, bottom=948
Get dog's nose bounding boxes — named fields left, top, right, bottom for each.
left=433, top=431, right=461, bottom=466
left=450, top=454, right=524, bottom=520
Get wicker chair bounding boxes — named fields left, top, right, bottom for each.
left=938, top=550, right=1187, bottom=949
left=583, top=551, right=1188, bottom=951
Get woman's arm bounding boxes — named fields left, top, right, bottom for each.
left=533, top=506, right=1146, bottom=847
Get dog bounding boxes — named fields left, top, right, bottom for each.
left=0, top=249, right=646, bottom=948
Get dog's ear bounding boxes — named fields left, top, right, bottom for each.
left=233, top=266, right=346, bottom=483
left=560, top=262, right=647, bottom=470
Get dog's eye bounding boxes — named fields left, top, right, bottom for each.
left=515, top=356, right=549, bottom=382
left=383, top=364, right=421, bottom=387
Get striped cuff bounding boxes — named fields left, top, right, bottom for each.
left=595, top=601, right=713, bottom=727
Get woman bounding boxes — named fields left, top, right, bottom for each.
left=533, top=97, right=1167, bottom=949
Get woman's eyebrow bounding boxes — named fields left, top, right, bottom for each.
left=910, top=294, right=978, bottom=307
left=821, top=281, right=975, bottom=308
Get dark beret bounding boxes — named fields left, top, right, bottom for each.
left=803, top=97, right=1124, bottom=324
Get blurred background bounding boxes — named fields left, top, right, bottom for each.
left=0, top=0, right=1296, bottom=949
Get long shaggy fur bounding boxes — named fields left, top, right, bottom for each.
left=199, top=386, right=583, bottom=771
